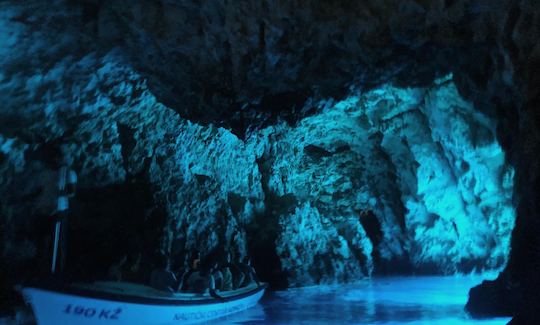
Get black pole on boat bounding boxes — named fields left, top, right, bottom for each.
left=51, top=166, right=77, bottom=275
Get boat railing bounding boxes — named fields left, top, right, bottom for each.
left=71, top=281, right=264, bottom=301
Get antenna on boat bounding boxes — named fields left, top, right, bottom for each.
left=51, top=165, right=77, bottom=275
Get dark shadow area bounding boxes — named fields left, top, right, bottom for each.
left=245, top=158, right=296, bottom=290
left=359, top=210, right=383, bottom=273
left=246, top=193, right=293, bottom=290
left=67, top=175, right=166, bottom=283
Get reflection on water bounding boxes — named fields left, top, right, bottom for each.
left=210, top=276, right=511, bottom=324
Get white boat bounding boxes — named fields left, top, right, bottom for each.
left=21, top=281, right=267, bottom=325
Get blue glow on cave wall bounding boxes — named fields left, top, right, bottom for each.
left=0, top=9, right=516, bottom=285
left=256, top=74, right=515, bottom=281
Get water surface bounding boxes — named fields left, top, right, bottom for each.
left=211, top=276, right=511, bottom=324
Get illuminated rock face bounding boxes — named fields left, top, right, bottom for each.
left=0, top=2, right=516, bottom=286
left=0, top=34, right=515, bottom=286
left=1, top=0, right=540, bottom=320
left=251, top=77, right=514, bottom=283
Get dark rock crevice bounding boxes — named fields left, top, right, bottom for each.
left=245, top=156, right=293, bottom=289
left=359, top=211, right=383, bottom=273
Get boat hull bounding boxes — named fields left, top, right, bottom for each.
left=22, top=285, right=266, bottom=325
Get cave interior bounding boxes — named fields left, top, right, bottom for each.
left=1, top=0, right=540, bottom=323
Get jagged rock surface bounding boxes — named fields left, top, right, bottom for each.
left=0, top=0, right=539, bottom=321
left=247, top=78, right=514, bottom=284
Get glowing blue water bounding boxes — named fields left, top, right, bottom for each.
left=210, top=276, right=511, bottom=324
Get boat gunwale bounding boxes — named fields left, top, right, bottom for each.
left=23, top=282, right=268, bottom=306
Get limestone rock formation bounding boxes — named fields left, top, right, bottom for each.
left=0, top=0, right=539, bottom=322
left=250, top=77, right=514, bottom=283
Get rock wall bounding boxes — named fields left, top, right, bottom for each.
left=0, top=0, right=539, bottom=321
left=247, top=77, right=514, bottom=285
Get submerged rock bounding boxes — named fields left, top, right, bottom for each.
left=465, top=275, right=519, bottom=318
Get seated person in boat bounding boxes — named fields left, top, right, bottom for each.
left=238, top=257, right=261, bottom=288
left=149, top=254, right=177, bottom=293
left=203, top=249, right=226, bottom=291
left=228, top=253, right=246, bottom=289
left=176, top=250, right=200, bottom=291
left=106, top=254, right=127, bottom=281
left=122, top=253, right=142, bottom=282
left=212, top=262, right=224, bottom=291
left=218, top=253, right=234, bottom=291
left=221, top=251, right=249, bottom=291
left=184, top=258, right=225, bottom=301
